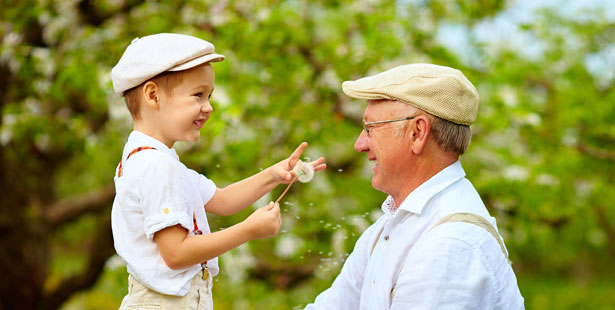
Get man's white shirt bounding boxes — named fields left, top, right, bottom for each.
left=305, top=161, right=524, bottom=309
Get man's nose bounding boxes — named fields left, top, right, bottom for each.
left=354, top=129, right=369, bottom=152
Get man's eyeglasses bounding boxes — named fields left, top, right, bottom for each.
left=363, top=116, right=416, bottom=136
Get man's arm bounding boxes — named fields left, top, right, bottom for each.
left=304, top=221, right=384, bottom=310
left=304, top=252, right=365, bottom=310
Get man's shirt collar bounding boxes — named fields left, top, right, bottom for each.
left=381, top=160, right=465, bottom=216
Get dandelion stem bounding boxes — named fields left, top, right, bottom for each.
left=275, top=176, right=297, bottom=204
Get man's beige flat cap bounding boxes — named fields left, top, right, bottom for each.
left=342, top=63, right=479, bottom=125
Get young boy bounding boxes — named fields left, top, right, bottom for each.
left=110, top=33, right=325, bottom=309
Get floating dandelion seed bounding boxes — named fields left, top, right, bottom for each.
left=275, top=160, right=315, bottom=204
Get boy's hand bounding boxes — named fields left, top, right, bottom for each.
left=243, top=202, right=282, bottom=239
left=269, top=142, right=326, bottom=184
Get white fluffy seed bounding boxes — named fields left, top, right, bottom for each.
left=293, top=160, right=314, bottom=183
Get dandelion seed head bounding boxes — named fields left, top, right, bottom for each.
left=293, top=160, right=314, bottom=183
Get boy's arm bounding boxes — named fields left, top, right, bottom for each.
left=205, top=142, right=326, bottom=216
left=154, top=202, right=281, bottom=270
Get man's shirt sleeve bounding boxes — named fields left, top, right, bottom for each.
left=304, top=223, right=382, bottom=310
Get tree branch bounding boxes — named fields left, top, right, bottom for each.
left=594, top=205, right=615, bottom=259
left=576, top=141, right=615, bottom=161
left=77, top=0, right=144, bottom=26
left=576, top=123, right=615, bottom=161
left=44, top=183, right=115, bottom=230
left=250, top=260, right=317, bottom=290
left=41, top=215, right=115, bottom=310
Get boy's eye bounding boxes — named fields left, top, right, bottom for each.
left=208, top=94, right=212, bottom=100
left=194, top=92, right=203, bottom=98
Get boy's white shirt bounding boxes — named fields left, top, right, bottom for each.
left=112, top=130, right=218, bottom=296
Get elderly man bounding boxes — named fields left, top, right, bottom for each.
left=305, top=64, right=524, bottom=309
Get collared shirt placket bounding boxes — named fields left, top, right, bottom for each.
left=361, top=213, right=402, bottom=309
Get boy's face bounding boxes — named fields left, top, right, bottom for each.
left=155, top=64, right=215, bottom=147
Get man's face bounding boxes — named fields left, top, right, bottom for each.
left=354, top=100, right=415, bottom=196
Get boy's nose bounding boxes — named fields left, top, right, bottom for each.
left=201, top=101, right=213, bottom=113
left=354, top=130, right=369, bottom=153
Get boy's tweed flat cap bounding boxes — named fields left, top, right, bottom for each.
left=342, top=63, right=479, bottom=125
left=112, top=33, right=225, bottom=96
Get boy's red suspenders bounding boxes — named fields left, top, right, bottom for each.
left=117, top=146, right=209, bottom=280
left=117, top=146, right=157, bottom=177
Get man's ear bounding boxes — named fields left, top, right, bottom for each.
left=410, top=115, right=431, bottom=155
left=142, top=81, right=160, bottom=110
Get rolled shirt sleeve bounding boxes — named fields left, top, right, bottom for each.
left=140, top=153, right=194, bottom=240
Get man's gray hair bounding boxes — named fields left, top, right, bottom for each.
left=393, top=102, right=472, bottom=155
left=428, top=115, right=472, bottom=155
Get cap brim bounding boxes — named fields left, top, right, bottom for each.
left=169, top=53, right=225, bottom=71
left=342, top=80, right=391, bottom=101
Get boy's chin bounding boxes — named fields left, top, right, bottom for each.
left=185, top=133, right=201, bottom=142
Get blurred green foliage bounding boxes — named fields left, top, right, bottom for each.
left=1, top=0, right=613, bottom=309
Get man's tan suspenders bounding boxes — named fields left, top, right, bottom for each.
left=370, top=212, right=510, bottom=300
left=429, top=212, right=510, bottom=263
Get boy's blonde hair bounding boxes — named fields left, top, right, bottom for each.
left=123, top=70, right=186, bottom=119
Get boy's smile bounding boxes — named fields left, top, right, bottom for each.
left=193, top=117, right=207, bottom=129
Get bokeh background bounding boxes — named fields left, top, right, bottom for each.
left=1, top=0, right=614, bottom=309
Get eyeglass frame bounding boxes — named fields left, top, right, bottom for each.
left=362, top=116, right=416, bottom=135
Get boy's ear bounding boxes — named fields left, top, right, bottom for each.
left=142, top=81, right=160, bottom=110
